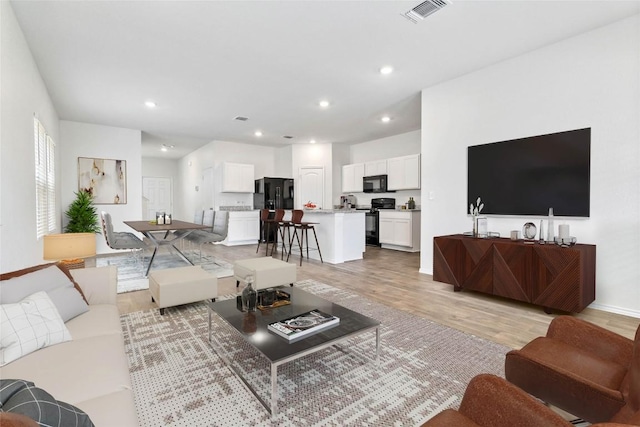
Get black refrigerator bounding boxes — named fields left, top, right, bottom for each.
left=254, top=177, right=294, bottom=243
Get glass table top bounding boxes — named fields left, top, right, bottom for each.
left=207, top=287, right=380, bottom=363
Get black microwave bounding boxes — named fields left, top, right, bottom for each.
left=363, top=175, right=393, bottom=193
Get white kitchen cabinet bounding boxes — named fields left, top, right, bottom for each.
left=364, top=160, right=387, bottom=176
left=222, top=162, right=255, bottom=193
left=387, top=154, right=420, bottom=190
left=342, top=163, right=364, bottom=193
left=379, top=210, right=421, bottom=252
left=223, top=210, right=260, bottom=246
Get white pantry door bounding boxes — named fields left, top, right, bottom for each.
left=142, top=177, right=172, bottom=220
left=299, top=167, right=324, bottom=209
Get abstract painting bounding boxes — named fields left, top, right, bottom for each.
left=78, top=157, right=127, bottom=204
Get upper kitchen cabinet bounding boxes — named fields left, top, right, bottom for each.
left=364, top=160, right=387, bottom=176
left=342, top=163, right=364, bottom=193
left=222, top=162, right=254, bottom=193
left=387, top=154, right=420, bottom=191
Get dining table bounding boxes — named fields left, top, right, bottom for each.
left=124, top=220, right=210, bottom=277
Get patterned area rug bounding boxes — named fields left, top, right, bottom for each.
left=121, top=280, right=510, bottom=426
left=96, top=252, right=234, bottom=293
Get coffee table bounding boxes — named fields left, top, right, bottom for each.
left=207, top=287, right=380, bottom=417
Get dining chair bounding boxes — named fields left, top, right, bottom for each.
left=173, top=209, right=205, bottom=250
left=184, top=210, right=229, bottom=263
left=100, top=211, right=146, bottom=261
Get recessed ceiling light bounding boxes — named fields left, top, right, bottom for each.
left=145, top=101, right=157, bottom=108
left=309, top=139, right=316, bottom=144
left=319, top=100, right=330, bottom=108
left=381, top=116, right=391, bottom=123
left=254, top=130, right=263, bottom=137
left=161, top=147, right=167, bottom=152
left=380, top=66, right=394, bottom=75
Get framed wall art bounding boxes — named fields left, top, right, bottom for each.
left=78, top=157, right=127, bottom=204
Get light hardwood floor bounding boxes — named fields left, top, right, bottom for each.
left=115, top=243, right=638, bottom=350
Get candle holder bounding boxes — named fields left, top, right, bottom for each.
left=554, top=236, right=577, bottom=247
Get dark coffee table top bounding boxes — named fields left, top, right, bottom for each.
left=207, top=287, right=380, bottom=363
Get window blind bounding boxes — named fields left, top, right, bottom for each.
left=34, top=117, right=56, bottom=239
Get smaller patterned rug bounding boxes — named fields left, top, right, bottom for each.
left=96, top=252, right=233, bottom=293
left=121, top=280, right=510, bottom=426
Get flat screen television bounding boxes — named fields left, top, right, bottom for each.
left=467, top=128, right=591, bottom=217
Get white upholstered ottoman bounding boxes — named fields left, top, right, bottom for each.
left=149, top=266, right=218, bottom=314
left=234, top=257, right=296, bottom=290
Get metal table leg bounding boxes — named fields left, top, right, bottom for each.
left=271, top=364, right=278, bottom=417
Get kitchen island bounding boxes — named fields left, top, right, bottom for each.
left=289, top=209, right=365, bottom=264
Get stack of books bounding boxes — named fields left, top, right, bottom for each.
left=268, top=309, right=339, bottom=341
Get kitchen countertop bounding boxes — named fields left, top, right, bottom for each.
left=303, top=209, right=364, bottom=214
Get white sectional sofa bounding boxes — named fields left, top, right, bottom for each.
left=0, top=264, right=138, bottom=426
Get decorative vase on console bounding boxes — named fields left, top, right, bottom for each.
left=547, top=208, right=555, bottom=242
left=242, top=275, right=257, bottom=312
left=469, top=197, right=484, bottom=237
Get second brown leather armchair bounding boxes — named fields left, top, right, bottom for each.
left=505, top=316, right=640, bottom=424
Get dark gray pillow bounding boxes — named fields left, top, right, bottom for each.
left=0, top=265, right=88, bottom=322
left=0, top=379, right=94, bottom=427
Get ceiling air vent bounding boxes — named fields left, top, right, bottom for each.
left=234, top=116, right=249, bottom=121
left=283, top=135, right=294, bottom=139
left=404, top=0, right=451, bottom=23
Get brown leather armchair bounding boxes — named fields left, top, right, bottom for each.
left=505, top=316, right=640, bottom=425
left=421, top=374, right=571, bottom=427
left=421, top=374, right=639, bottom=427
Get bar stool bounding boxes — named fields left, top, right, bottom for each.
left=257, top=208, right=280, bottom=256
left=272, top=209, right=292, bottom=259
left=287, top=209, right=323, bottom=266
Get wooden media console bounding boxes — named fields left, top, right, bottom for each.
left=433, top=234, right=596, bottom=313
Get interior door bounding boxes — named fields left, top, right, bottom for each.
left=142, top=177, right=172, bottom=220
left=299, top=167, right=324, bottom=209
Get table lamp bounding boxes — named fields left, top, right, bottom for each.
left=43, top=233, right=96, bottom=269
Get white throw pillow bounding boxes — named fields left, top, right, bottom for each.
left=0, top=291, right=72, bottom=366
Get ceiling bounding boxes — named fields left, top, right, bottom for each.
left=10, top=1, right=640, bottom=159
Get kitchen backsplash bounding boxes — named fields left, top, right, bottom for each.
left=219, top=205, right=255, bottom=211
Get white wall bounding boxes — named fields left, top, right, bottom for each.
left=60, top=121, right=142, bottom=255
left=346, top=130, right=422, bottom=207
left=274, top=145, right=293, bottom=179
left=420, top=15, right=640, bottom=317
left=142, top=157, right=179, bottom=179
left=332, top=144, right=350, bottom=206
left=176, top=140, right=276, bottom=219
left=292, top=144, right=333, bottom=210
left=0, top=1, right=61, bottom=272
left=350, top=130, right=421, bottom=163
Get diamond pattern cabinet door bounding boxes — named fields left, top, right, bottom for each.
left=434, top=236, right=465, bottom=289
left=433, top=235, right=492, bottom=293
left=460, top=238, right=493, bottom=294
left=492, top=243, right=530, bottom=303
left=531, top=246, right=583, bottom=312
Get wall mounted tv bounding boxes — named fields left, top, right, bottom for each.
left=467, top=128, right=591, bottom=217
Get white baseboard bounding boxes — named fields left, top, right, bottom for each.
left=418, top=268, right=640, bottom=319
left=588, top=303, right=640, bottom=319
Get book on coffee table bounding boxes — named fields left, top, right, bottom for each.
left=268, top=309, right=339, bottom=341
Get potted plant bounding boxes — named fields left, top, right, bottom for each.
left=43, top=190, right=100, bottom=269
left=65, top=190, right=101, bottom=233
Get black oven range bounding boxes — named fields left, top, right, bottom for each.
left=357, top=197, right=396, bottom=246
